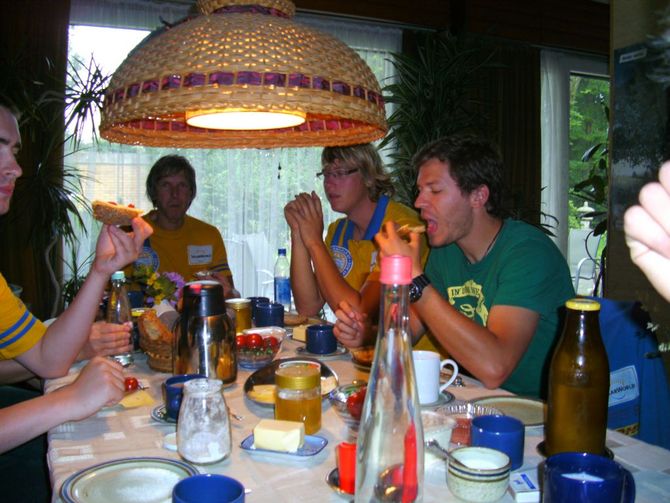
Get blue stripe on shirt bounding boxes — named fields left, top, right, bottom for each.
left=0, top=311, right=37, bottom=349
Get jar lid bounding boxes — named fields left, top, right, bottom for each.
left=225, top=298, right=251, bottom=309
left=275, top=363, right=320, bottom=390
left=565, top=298, right=601, bottom=311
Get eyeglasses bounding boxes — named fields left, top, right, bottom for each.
left=315, top=168, right=359, bottom=181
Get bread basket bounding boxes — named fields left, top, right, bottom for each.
left=138, top=309, right=174, bottom=372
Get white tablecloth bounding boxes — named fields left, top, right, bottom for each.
left=46, top=338, right=670, bottom=502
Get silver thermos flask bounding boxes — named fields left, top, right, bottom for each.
left=174, top=281, right=237, bottom=385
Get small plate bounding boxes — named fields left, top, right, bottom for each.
left=350, top=346, right=374, bottom=370
left=536, top=441, right=614, bottom=460
left=244, top=357, right=339, bottom=407
left=420, top=390, right=455, bottom=408
left=240, top=434, right=328, bottom=459
left=60, top=456, right=198, bottom=503
left=150, top=404, right=176, bottom=424
left=472, top=396, right=545, bottom=427
left=326, top=468, right=354, bottom=500
left=296, top=345, right=348, bottom=360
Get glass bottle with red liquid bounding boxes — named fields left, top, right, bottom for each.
left=355, top=255, right=424, bottom=502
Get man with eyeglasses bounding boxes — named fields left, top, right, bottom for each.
left=284, top=143, right=434, bottom=346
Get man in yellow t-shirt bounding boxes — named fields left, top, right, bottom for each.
left=285, top=144, right=435, bottom=349
left=130, top=155, right=238, bottom=298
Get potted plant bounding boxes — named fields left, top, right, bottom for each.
left=381, top=31, right=494, bottom=206
left=0, top=54, right=109, bottom=317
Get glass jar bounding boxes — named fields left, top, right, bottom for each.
left=177, top=378, right=231, bottom=464
left=274, top=361, right=321, bottom=434
left=225, top=298, right=252, bottom=334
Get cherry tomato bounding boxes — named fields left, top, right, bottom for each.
left=124, top=377, right=139, bottom=392
left=263, top=335, right=279, bottom=350
left=247, top=333, right=263, bottom=349
left=346, top=387, right=367, bottom=420
left=235, top=334, right=248, bottom=349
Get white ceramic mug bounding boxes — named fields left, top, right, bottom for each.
left=412, top=350, right=459, bottom=405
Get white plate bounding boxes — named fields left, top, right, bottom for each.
left=472, top=395, right=545, bottom=427
left=60, top=457, right=198, bottom=503
left=240, top=434, right=328, bottom=460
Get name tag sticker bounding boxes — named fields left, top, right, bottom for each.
left=609, top=365, right=639, bottom=406
left=188, top=245, right=213, bottom=266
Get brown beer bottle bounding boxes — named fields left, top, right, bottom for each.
left=545, top=298, right=610, bottom=456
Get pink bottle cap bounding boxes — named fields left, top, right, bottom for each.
left=380, top=255, right=412, bottom=285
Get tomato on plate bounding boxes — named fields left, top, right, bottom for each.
left=263, top=335, right=279, bottom=349
left=346, top=387, right=367, bottom=420
left=235, top=334, right=248, bottom=349
left=124, top=377, right=139, bottom=392
left=247, top=333, right=263, bottom=349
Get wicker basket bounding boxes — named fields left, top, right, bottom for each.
left=138, top=310, right=174, bottom=373
left=99, top=0, right=386, bottom=148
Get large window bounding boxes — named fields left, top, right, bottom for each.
left=66, top=5, right=402, bottom=299
left=541, top=51, right=609, bottom=295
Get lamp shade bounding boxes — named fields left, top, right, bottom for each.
left=99, top=0, right=388, bottom=148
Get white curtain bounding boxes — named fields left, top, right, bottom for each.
left=66, top=1, right=402, bottom=299
left=540, top=49, right=608, bottom=258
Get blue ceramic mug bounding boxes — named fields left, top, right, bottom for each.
left=471, top=414, right=525, bottom=470
left=254, top=301, right=284, bottom=327
left=247, top=296, right=269, bottom=323
left=543, top=452, right=635, bottom=503
left=306, top=324, right=337, bottom=354
left=173, top=474, right=245, bottom=503
left=164, top=374, right=204, bottom=420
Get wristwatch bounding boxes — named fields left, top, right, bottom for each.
left=409, top=274, right=431, bottom=303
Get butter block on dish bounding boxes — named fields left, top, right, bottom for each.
left=253, top=419, right=305, bottom=452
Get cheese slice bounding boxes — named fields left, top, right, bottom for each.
left=248, top=384, right=276, bottom=404
left=292, top=324, right=309, bottom=342
left=119, top=390, right=155, bottom=408
left=253, top=419, right=305, bottom=452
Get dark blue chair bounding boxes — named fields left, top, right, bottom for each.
left=594, top=297, right=670, bottom=449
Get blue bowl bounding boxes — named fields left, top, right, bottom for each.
left=172, top=474, right=245, bottom=503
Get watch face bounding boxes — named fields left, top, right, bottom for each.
left=409, top=283, right=420, bottom=303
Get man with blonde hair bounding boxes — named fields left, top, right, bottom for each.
left=285, top=143, right=428, bottom=328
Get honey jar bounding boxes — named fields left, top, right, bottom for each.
left=274, top=361, right=321, bottom=434
left=225, top=298, right=252, bottom=334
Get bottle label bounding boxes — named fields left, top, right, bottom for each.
left=274, top=277, right=291, bottom=308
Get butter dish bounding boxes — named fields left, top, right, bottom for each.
left=240, top=434, right=328, bottom=459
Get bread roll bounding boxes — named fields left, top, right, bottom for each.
left=92, top=200, right=143, bottom=226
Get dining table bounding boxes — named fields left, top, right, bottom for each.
left=46, top=335, right=670, bottom=502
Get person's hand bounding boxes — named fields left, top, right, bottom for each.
left=333, top=300, right=369, bottom=348
left=374, top=221, right=424, bottom=277
left=92, top=217, right=153, bottom=276
left=624, top=161, right=670, bottom=302
left=79, top=321, right=133, bottom=360
left=58, top=356, right=125, bottom=421
left=284, top=199, right=303, bottom=242
left=286, top=192, right=324, bottom=249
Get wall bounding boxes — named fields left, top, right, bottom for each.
left=608, top=0, right=670, bottom=368
left=295, top=0, right=609, bottom=55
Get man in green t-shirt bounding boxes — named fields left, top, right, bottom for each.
left=335, top=135, right=575, bottom=398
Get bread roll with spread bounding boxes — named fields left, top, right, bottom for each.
left=92, top=200, right=143, bottom=226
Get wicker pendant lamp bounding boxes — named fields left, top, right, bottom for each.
left=99, top=0, right=388, bottom=148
